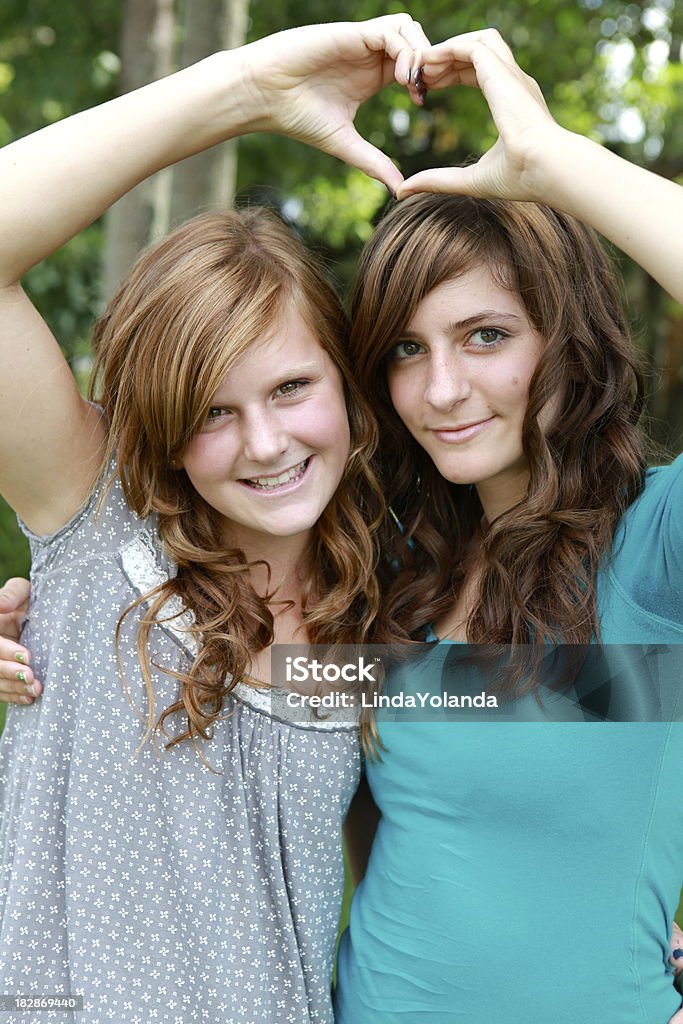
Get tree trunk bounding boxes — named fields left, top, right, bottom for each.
left=100, top=0, right=249, bottom=305
left=169, top=0, right=250, bottom=226
left=100, top=0, right=175, bottom=302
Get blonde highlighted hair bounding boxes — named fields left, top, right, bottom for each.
left=89, top=208, right=389, bottom=762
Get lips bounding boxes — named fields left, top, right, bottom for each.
left=429, top=417, right=495, bottom=443
left=240, top=457, right=311, bottom=491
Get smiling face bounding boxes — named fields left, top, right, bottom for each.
left=180, top=308, right=351, bottom=553
left=386, top=265, right=545, bottom=522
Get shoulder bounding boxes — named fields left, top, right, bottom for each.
left=618, top=453, right=683, bottom=538
left=604, top=452, right=683, bottom=629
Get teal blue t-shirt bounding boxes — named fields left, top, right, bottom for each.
left=336, top=457, right=683, bottom=1024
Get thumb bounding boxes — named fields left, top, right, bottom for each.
left=397, top=164, right=483, bottom=200
left=667, top=1006, right=683, bottom=1024
left=324, top=125, right=404, bottom=194
left=0, top=577, right=31, bottom=613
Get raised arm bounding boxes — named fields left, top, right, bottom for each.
left=0, top=16, right=428, bottom=535
left=398, top=30, right=683, bottom=306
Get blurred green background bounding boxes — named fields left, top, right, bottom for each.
left=0, top=0, right=682, bottom=924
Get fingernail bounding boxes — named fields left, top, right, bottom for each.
left=14, top=652, right=26, bottom=664
left=406, top=67, right=411, bottom=84
left=20, top=696, right=31, bottom=704
left=16, top=671, right=27, bottom=683
left=673, top=950, right=683, bottom=960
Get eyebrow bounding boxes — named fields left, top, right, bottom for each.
left=403, top=310, right=523, bottom=336
left=211, top=361, right=322, bottom=400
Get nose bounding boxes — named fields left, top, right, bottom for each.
left=423, top=352, right=471, bottom=412
left=242, top=408, right=289, bottom=465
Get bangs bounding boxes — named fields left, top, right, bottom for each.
left=355, top=195, right=520, bottom=362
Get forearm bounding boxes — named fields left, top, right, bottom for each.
left=0, top=48, right=255, bottom=287
left=537, top=129, right=683, bottom=305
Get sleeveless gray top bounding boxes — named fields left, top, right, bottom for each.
left=0, top=460, right=360, bottom=1023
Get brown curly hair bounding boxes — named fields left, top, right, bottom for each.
left=89, top=208, right=390, bottom=763
left=350, top=194, right=648, bottom=683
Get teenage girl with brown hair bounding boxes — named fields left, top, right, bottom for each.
left=336, top=29, right=683, bottom=1024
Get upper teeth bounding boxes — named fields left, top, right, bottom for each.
left=247, top=459, right=308, bottom=489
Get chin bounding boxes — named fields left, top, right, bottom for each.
left=431, top=460, right=487, bottom=487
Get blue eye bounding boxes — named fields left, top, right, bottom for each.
left=390, top=341, right=425, bottom=360
left=469, top=328, right=507, bottom=349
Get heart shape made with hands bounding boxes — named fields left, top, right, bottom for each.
left=355, top=26, right=559, bottom=205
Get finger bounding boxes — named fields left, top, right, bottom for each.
left=394, top=14, right=431, bottom=52
left=419, top=59, right=480, bottom=89
left=0, top=576, right=30, bottom=613
left=397, top=164, right=483, bottom=200
left=0, top=611, right=28, bottom=644
left=436, top=41, right=546, bottom=137
left=0, top=662, right=42, bottom=702
left=421, top=28, right=516, bottom=69
left=0, top=656, right=34, bottom=681
left=0, top=636, right=31, bottom=665
left=0, top=683, right=40, bottom=704
left=359, top=17, right=427, bottom=97
left=326, top=125, right=404, bottom=193
left=394, top=16, right=431, bottom=101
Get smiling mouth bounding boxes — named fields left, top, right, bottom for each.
left=240, top=457, right=311, bottom=491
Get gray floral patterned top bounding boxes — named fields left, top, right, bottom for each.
left=0, top=459, right=361, bottom=1024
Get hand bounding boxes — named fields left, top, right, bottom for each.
left=669, top=921, right=683, bottom=1023
left=242, top=16, right=430, bottom=191
left=0, top=577, right=41, bottom=705
left=397, top=29, right=565, bottom=201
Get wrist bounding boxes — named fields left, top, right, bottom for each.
left=183, top=48, right=263, bottom=141
left=207, top=43, right=277, bottom=136
left=527, top=127, right=607, bottom=215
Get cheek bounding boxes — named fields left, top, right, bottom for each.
left=505, top=374, right=531, bottom=411
left=387, top=371, right=419, bottom=426
left=301, top=390, right=350, bottom=456
left=485, top=354, right=537, bottom=414
left=181, top=431, right=237, bottom=483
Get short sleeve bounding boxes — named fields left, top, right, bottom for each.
left=609, top=453, right=683, bottom=626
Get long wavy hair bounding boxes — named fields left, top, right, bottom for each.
left=350, top=194, right=648, bottom=675
left=89, top=208, right=389, bottom=762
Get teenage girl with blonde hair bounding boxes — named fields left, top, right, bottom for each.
left=0, top=17, right=429, bottom=1023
